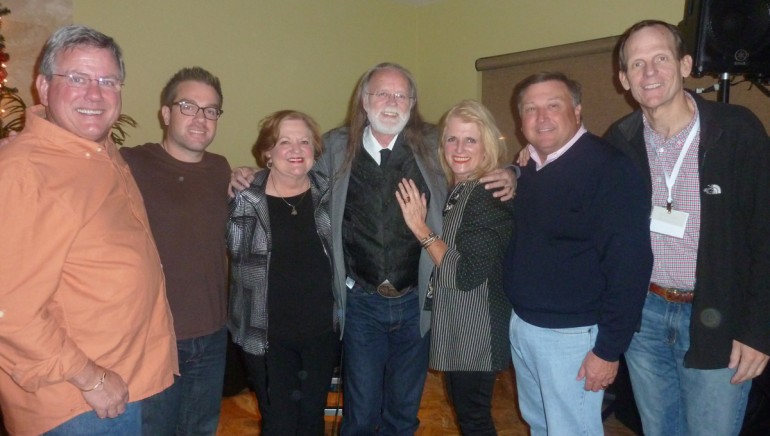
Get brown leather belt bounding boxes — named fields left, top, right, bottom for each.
left=376, top=281, right=413, bottom=298
left=649, top=283, right=694, bottom=304
left=349, top=276, right=415, bottom=298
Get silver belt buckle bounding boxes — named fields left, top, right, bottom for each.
left=377, top=280, right=407, bottom=298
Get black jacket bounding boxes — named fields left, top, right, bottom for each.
left=605, top=91, right=770, bottom=369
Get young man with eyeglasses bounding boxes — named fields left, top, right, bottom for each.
left=119, top=67, right=231, bottom=435
left=0, top=25, right=178, bottom=435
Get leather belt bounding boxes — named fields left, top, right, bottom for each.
left=376, top=280, right=413, bottom=298
left=649, top=283, right=694, bottom=304
left=347, top=276, right=416, bottom=299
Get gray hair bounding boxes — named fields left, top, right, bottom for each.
left=342, top=62, right=429, bottom=171
left=39, top=25, right=125, bottom=81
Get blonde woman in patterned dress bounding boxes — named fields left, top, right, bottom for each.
left=395, top=100, right=515, bottom=435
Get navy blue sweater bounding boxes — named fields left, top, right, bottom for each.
left=503, top=132, right=653, bottom=361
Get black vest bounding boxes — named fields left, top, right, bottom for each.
left=343, top=137, right=430, bottom=291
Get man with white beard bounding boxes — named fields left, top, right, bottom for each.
left=231, top=62, right=516, bottom=434
left=319, top=62, right=516, bottom=434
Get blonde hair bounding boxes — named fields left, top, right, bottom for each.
left=438, top=100, right=508, bottom=183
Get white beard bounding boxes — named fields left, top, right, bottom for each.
left=366, top=107, right=410, bottom=136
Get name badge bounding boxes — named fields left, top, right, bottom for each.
left=650, top=206, right=689, bottom=238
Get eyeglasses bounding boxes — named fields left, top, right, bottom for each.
left=51, top=73, right=123, bottom=92
left=365, top=91, right=414, bottom=104
left=172, top=101, right=223, bottom=120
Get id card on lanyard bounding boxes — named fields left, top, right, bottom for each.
left=649, top=116, right=699, bottom=239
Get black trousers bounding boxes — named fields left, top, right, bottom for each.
left=445, top=370, right=498, bottom=436
left=242, top=331, right=340, bottom=436
left=741, top=367, right=770, bottom=435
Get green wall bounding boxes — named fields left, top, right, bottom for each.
left=74, top=0, right=685, bottom=167
left=415, top=0, right=685, bottom=122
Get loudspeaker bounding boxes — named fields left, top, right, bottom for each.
left=679, top=0, right=770, bottom=77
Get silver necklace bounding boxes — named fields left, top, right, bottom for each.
left=443, top=180, right=470, bottom=214
left=270, top=175, right=309, bottom=216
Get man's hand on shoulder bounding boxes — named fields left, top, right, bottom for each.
left=516, top=147, right=531, bottom=167
left=729, top=340, right=769, bottom=384
left=229, top=166, right=258, bottom=198
left=577, top=350, right=618, bottom=392
left=479, top=167, right=517, bottom=201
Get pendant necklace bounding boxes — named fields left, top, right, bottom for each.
left=270, top=175, right=309, bottom=216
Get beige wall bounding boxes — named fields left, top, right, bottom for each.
left=69, top=0, right=686, bottom=166
left=73, top=0, right=418, bottom=166
left=414, top=0, right=685, bottom=122
left=3, top=0, right=72, bottom=109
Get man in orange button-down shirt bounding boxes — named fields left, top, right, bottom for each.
left=0, top=25, right=178, bottom=436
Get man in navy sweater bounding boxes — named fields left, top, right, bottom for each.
left=504, top=72, right=653, bottom=435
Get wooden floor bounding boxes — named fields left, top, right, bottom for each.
left=216, top=367, right=636, bottom=435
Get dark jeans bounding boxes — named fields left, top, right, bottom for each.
left=142, top=326, right=228, bottom=436
left=445, top=371, right=497, bottom=436
left=340, top=283, right=430, bottom=435
left=242, top=330, right=340, bottom=436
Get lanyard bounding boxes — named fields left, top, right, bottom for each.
left=663, top=116, right=700, bottom=212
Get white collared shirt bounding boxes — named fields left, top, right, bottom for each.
left=362, top=126, right=399, bottom=165
left=527, top=125, right=587, bottom=171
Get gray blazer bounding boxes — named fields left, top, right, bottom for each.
left=226, top=169, right=334, bottom=355
left=316, top=126, right=447, bottom=336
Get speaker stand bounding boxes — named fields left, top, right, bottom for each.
left=718, top=72, right=730, bottom=103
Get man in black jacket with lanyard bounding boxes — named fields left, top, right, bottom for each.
left=605, top=20, right=770, bottom=436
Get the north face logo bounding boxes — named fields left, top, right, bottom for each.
left=703, top=184, right=722, bottom=195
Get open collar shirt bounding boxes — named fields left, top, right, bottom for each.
left=0, top=105, right=178, bottom=435
left=644, top=93, right=701, bottom=290
left=527, top=125, right=587, bottom=171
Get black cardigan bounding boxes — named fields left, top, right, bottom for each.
left=605, top=91, right=770, bottom=369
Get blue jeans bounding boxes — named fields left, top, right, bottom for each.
left=625, top=293, right=751, bottom=436
left=340, top=283, right=430, bottom=435
left=509, top=311, right=605, bottom=436
left=44, top=401, right=141, bottom=435
left=142, top=326, right=228, bottom=436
